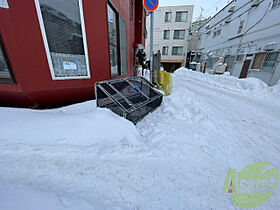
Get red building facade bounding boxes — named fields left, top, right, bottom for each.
left=0, top=0, right=146, bottom=108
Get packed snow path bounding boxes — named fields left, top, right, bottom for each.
left=0, top=68, right=280, bottom=209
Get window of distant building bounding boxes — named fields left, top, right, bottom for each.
left=163, top=30, right=170, bottom=40
left=251, top=52, right=279, bottom=71
left=175, top=11, right=188, bottom=22
left=0, top=34, right=15, bottom=84
left=173, top=30, right=185, bottom=39
left=237, top=20, right=245, bottom=34
left=35, top=0, right=90, bottom=79
left=107, top=2, right=127, bottom=77
left=261, top=52, right=279, bottom=71
left=172, top=46, right=183, bottom=55
left=272, top=0, right=280, bottom=9
left=162, top=46, right=169, bottom=55
left=165, top=12, right=172, bottom=22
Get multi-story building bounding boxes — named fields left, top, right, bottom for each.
left=191, top=17, right=211, bottom=32
left=189, top=17, right=210, bottom=52
left=0, top=0, right=146, bottom=108
left=194, top=0, right=280, bottom=86
left=146, top=5, right=194, bottom=72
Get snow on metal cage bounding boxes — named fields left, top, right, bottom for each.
left=95, top=77, right=163, bottom=124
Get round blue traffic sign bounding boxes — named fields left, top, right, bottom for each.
left=143, top=0, right=159, bottom=12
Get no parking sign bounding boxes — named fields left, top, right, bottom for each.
left=143, top=0, right=159, bottom=12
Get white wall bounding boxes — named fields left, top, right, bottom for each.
left=196, top=0, right=280, bottom=86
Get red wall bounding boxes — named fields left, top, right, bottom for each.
left=0, top=0, right=145, bottom=108
left=135, top=0, right=146, bottom=46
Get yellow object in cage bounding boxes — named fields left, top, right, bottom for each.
left=154, top=70, right=172, bottom=96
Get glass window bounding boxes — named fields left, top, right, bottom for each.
left=0, top=37, right=14, bottom=83
left=272, top=0, right=280, bottom=9
left=163, top=30, right=170, bottom=40
left=108, top=4, right=120, bottom=77
left=165, top=12, right=171, bottom=22
left=251, top=53, right=266, bottom=69
left=175, top=12, right=188, bottom=22
left=107, top=3, right=127, bottom=77
left=172, top=47, right=183, bottom=55
left=174, top=30, right=185, bottom=39
left=162, top=46, right=168, bottom=55
left=261, top=52, right=279, bottom=71
left=36, top=0, right=90, bottom=79
left=119, top=16, right=127, bottom=76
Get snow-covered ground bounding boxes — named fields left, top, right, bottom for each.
left=0, top=68, right=280, bottom=209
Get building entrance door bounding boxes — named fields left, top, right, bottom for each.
left=239, top=60, right=251, bottom=79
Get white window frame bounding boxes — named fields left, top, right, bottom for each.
left=165, top=12, right=172, bottom=22
left=173, top=30, right=185, bottom=40
left=175, top=11, right=188, bottom=22
left=163, top=30, right=170, bottom=40
left=34, top=0, right=91, bottom=80
left=162, top=46, right=168, bottom=55
left=172, top=46, right=183, bottom=56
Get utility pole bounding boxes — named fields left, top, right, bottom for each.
left=149, top=11, right=154, bottom=83
left=199, top=7, right=204, bottom=21
left=184, top=26, right=191, bottom=68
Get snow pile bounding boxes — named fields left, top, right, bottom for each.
left=0, top=101, right=141, bottom=153
left=177, top=67, right=274, bottom=96
left=272, top=81, right=280, bottom=94
left=1, top=68, right=280, bottom=209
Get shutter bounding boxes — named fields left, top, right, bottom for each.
left=119, top=16, right=127, bottom=75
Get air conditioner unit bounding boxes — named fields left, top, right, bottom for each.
left=228, top=5, right=235, bottom=12
left=205, top=24, right=210, bottom=30
left=206, top=30, right=211, bottom=34
left=251, top=0, right=262, bottom=7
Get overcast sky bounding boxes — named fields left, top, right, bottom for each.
left=159, top=0, right=231, bottom=20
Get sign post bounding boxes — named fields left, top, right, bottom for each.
left=150, top=11, right=154, bottom=83
left=143, top=0, right=158, bottom=82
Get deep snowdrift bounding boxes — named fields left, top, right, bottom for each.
left=0, top=101, right=140, bottom=150
left=0, top=68, right=280, bottom=209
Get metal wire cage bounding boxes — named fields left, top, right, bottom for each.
left=95, top=77, right=163, bottom=124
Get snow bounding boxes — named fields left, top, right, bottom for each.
left=1, top=68, right=280, bottom=209
left=0, top=101, right=138, bottom=148
left=137, top=68, right=151, bottom=81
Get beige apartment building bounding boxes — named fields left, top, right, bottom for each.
left=146, top=5, right=194, bottom=72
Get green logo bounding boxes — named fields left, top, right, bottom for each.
left=222, top=161, right=279, bottom=208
